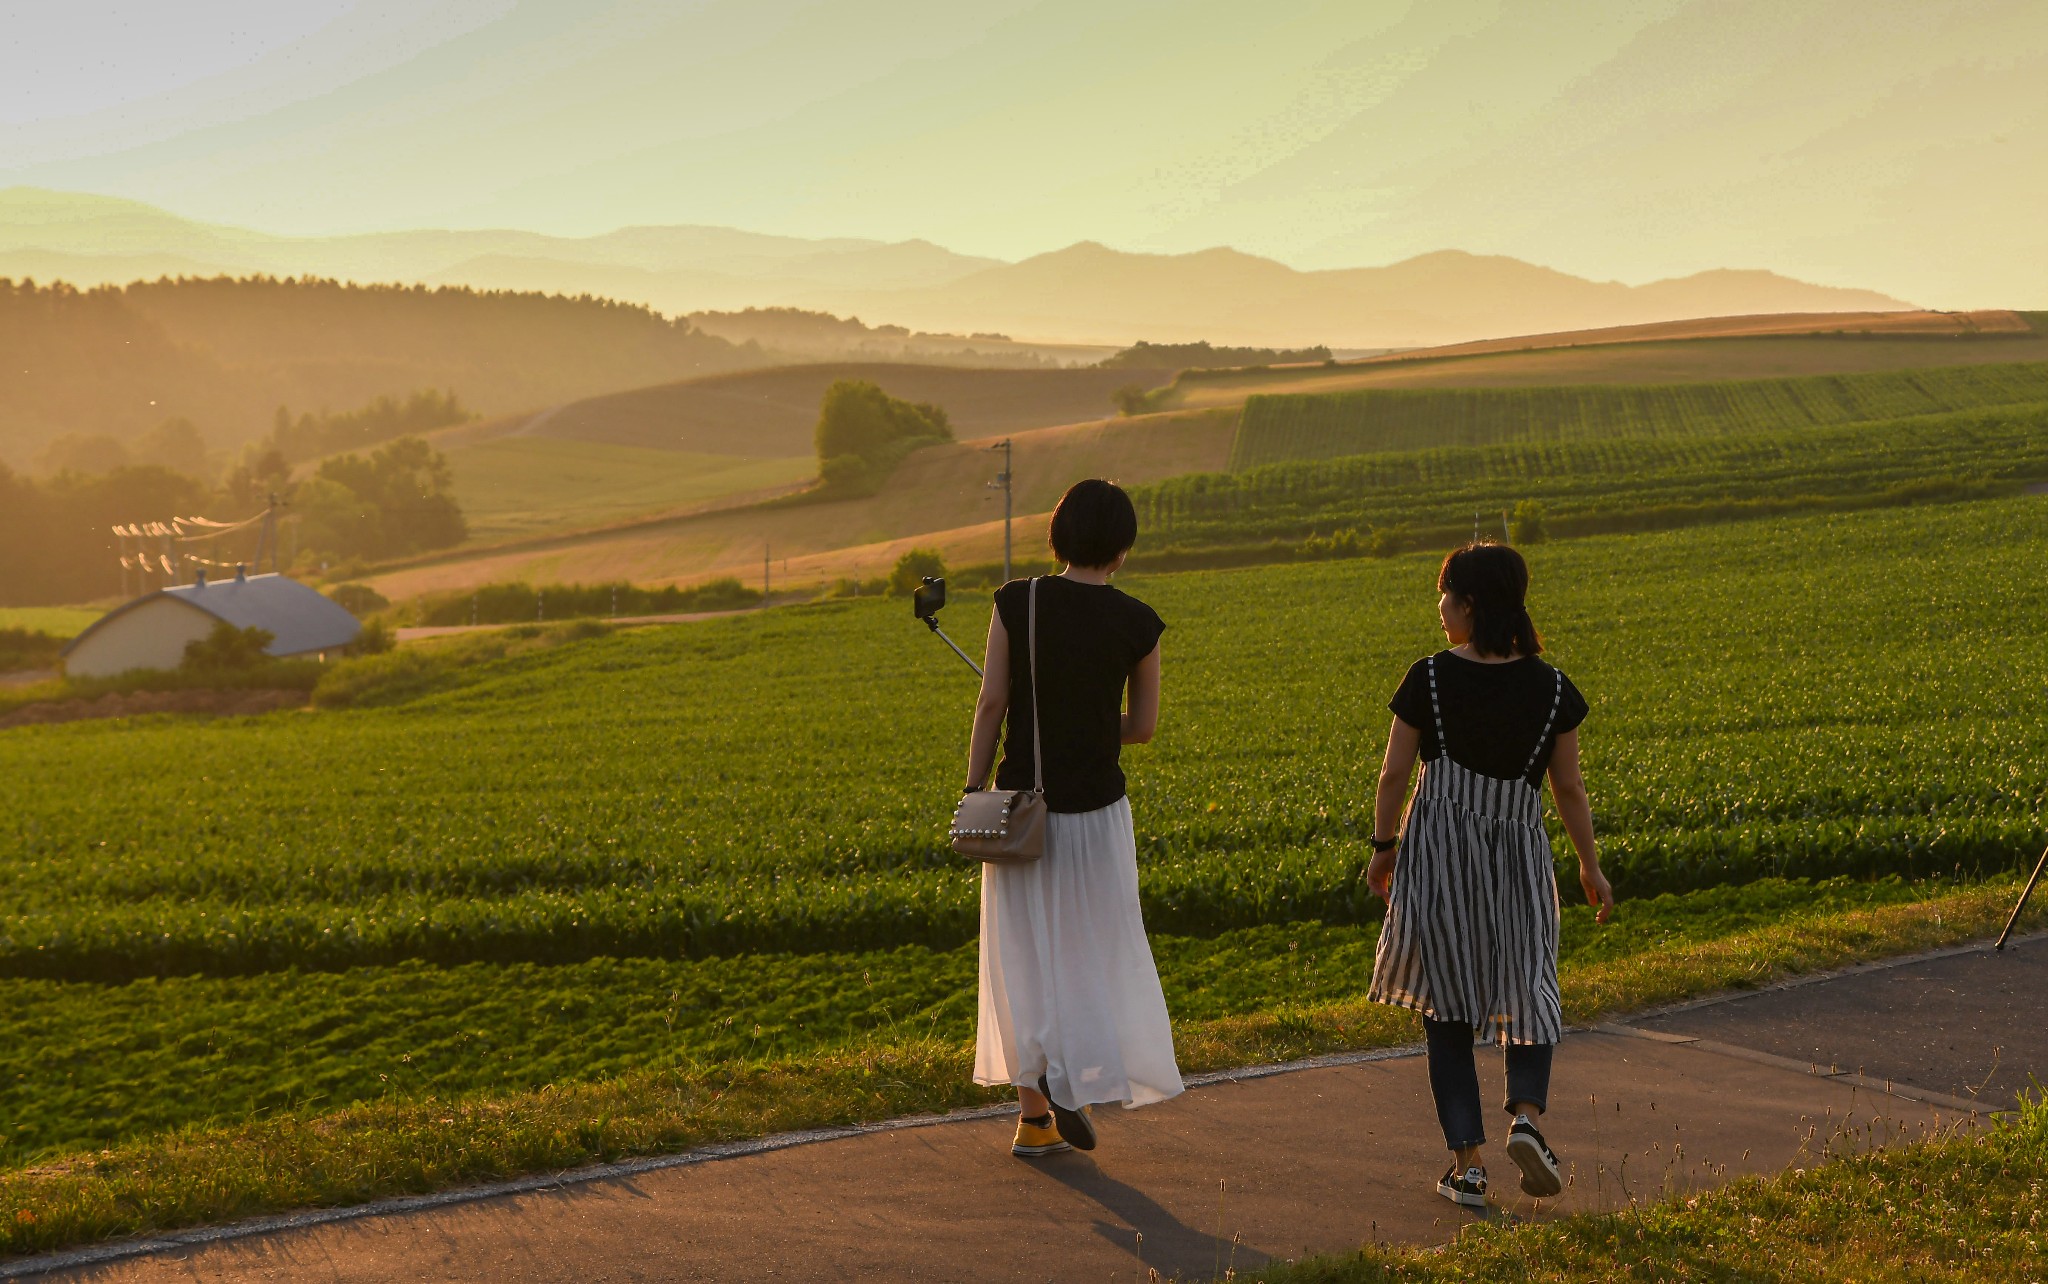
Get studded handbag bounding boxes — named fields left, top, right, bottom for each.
left=949, top=577, right=1048, bottom=863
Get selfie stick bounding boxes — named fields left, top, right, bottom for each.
left=922, top=614, right=983, bottom=676
left=913, top=576, right=983, bottom=678
left=1993, top=841, right=2048, bottom=950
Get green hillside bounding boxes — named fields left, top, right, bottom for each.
left=445, top=438, right=813, bottom=541
left=1139, top=401, right=2048, bottom=550
left=1229, top=361, right=2048, bottom=469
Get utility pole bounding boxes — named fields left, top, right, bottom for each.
left=114, top=526, right=130, bottom=599
left=764, top=542, right=771, bottom=598
left=986, top=439, right=1013, bottom=583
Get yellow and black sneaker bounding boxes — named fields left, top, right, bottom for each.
left=1012, top=1113, right=1071, bottom=1157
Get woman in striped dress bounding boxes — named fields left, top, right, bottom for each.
left=1366, top=542, right=1614, bottom=1208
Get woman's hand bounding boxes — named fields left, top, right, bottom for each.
left=1367, top=846, right=1398, bottom=901
left=1580, top=862, right=1614, bottom=923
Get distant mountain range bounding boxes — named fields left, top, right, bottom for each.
left=0, top=188, right=1913, bottom=348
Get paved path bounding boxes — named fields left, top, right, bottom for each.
left=1637, top=931, right=2048, bottom=1108
left=23, top=936, right=2039, bottom=1283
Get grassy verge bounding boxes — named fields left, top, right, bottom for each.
left=0, top=659, right=325, bottom=717
left=1253, top=1096, right=2048, bottom=1282
left=0, top=878, right=2029, bottom=1260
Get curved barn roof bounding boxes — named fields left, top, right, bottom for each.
left=64, top=572, right=361, bottom=659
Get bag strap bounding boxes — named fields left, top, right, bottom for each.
left=1029, top=577, right=1043, bottom=795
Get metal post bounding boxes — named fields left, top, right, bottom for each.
left=986, top=439, right=1013, bottom=582
left=1995, top=842, right=2048, bottom=950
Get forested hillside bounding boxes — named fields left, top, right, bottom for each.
left=0, top=277, right=761, bottom=468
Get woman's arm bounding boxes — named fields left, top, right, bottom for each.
left=1546, top=729, right=1614, bottom=922
left=1367, top=716, right=1421, bottom=899
left=963, top=607, right=1011, bottom=790
left=1121, top=644, right=1161, bottom=744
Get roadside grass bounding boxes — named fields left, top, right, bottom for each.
left=0, top=878, right=2029, bottom=1260
left=1251, top=1094, right=2048, bottom=1283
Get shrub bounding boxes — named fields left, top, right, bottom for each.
left=327, top=583, right=390, bottom=616
left=181, top=622, right=276, bottom=673
left=0, top=627, right=62, bottom=674
left=1111, top=384, right=1158, bottom=416
left=347, top=617, right=395, bottom=656
left=1510, top=500, right=1548, bottom=544
left=889, top=549, right=947, bottom=595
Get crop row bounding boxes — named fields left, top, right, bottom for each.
left=1141, top=403, right=2048, bottom=546
left=1228, top=361, right=2048, bottom=468
left=0, top=499, right=2041, bottom=979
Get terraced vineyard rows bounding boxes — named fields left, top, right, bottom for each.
left=1140, top=402, right=2048, bottom=548
left=1228, top=361, right=2048, bottom=468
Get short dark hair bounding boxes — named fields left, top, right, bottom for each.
left=1048, top=479, right=1138, bottom=568
left=1438, top=542, right=1542, bottom=658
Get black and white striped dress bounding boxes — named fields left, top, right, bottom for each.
left=1368, top=655, right=1565, bottom=1046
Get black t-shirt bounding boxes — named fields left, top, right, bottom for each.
left=992, top=576, right=1165, bottom=813
left=1389, top=651, right=1588, bottom=786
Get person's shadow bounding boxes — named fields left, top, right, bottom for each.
left=1026, top=1153, right=1272, bottom=1278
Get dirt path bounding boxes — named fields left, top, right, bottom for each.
left=18, top=935, right=2039, bottom=1282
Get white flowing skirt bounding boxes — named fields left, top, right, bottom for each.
left=973, top=797, right=1184, bottom=1110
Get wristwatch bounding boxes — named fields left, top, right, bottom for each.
left=1371, top=834, right=1400, bottom=852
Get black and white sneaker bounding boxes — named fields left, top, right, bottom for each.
left=1505, top=1116, right=1562, bottom=1197
left=1037, top=1074, right=1097, bottom=1151
left=1436, top=1165, right=1488, bottom=1208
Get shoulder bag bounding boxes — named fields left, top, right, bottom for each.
left=949, top=577, right=1048, bottom=863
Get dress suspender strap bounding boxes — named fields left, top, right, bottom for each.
left=1520, top=668, right=1565, bottom=781
left=1425, top=656, right=1448, bottom=756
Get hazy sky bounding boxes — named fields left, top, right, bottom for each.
left=3, top=0, right=2044, bottom=305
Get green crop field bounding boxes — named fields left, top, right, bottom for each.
left=1139, top=401, right=2048, bottom=550
left=444, top=437, right=814, bottom=541
left=1, top=495, right=2044, bottom=1252
left=1228, top=361, right=2048, bottom=468
left=0, top=606, right=101, bottom=638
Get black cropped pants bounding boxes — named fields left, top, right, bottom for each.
left=1424, top=1017, right=1553, bottom=1151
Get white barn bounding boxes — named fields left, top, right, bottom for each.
left=63, top=571, right=363, bottom=678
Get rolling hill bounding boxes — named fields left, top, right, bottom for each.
left=1152, top=313, right=2048, bottom=410
left=367, top=408, right=1240, bottom=601
left=0, top=189, right=998, bottom=307
left=364, top=317, right=2048, bottom=603
left=3, top=189, right=1923, bottom=352
left=414, top=362, right=1175, bottom=543
left=817, top=245, right=1916, bottom=348
left=0, top=274, right=760, bottom=468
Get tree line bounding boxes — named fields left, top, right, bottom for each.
left=0, top=275, right=761, bottom=472
left=0, top=432, right=466, bottom=607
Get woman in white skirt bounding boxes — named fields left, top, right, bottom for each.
left=1366, top=542, right=1614, bottom=1208
left=962, top=478, right=1183, bottom=1157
